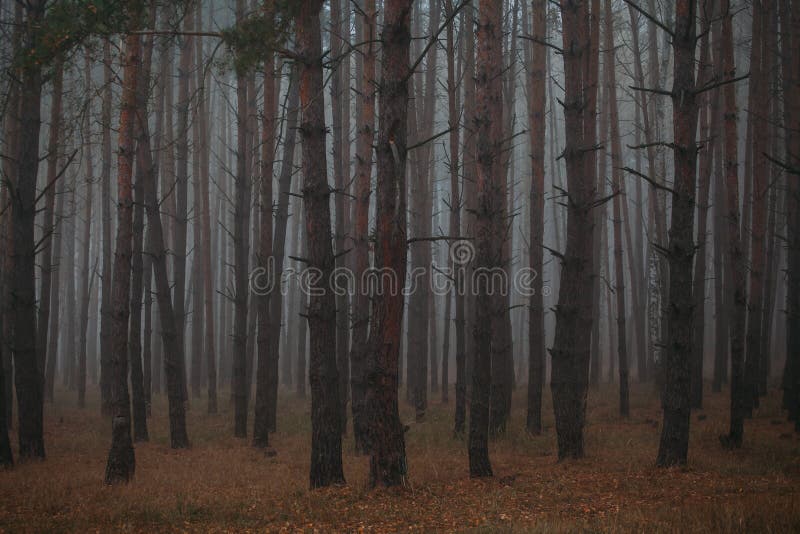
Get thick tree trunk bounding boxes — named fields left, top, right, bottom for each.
left=13, top=0, right=46, bottom=459
left=656, top=0, right=698, bottom=468
left=720, top=0, right=748, bottom=449
left=469, top=0, right=503, bottom=478
left=104, top=30, right=140, bottom=485
left=350, top=0, right=377, bottom=453
left=296, top=0, right=345, bottom=488
left=781, top=0, right=800, bottom=430
left=550, top=0, right=594, bottom=460
left=366, top=0, right=412, bottom=487
left=744, top=1, right=771, bottom=413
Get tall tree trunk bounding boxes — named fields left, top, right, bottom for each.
left=253, top=2, right=278, bottom=449
left=526, top=0, right=546, bottom=435
left=330, top=0, right=352, bottom=435
left=744, top=1, right=771, bottom=413
left=78, top=51, right=95, bottom=409
left=104, top=30, right=140, bottom=485
left=129, top=14, right=157, bottom=443
left=39, top=60, right=64, bottom=402
left=690, top=21, right=713, bottom=410
left=13, top=0, right=45, bottom=459
left=603, top=0, right=629, bottom=418
left=720, top=0, right=747, bottom=449
left=173, top=12, right=193, bottom=406
left=233, top=0, right=252, bottom=439
left=197, top=7, right=217, bottom=415
left=100, top=40, right=114, bottom=416
left=366, top=0, right=412, bottom=487
left=550, top=0, right=594, bottom=460
left=657, top=0, right=699, bottom=467
left=781, top=0, right=800, bottom=430
left=455, top=4, right=476, bottom=437
left=350, top=0, right=377, bottom=453
left=296, top=0, right=345, bottom=488
left=469, top=0, right=503, bottom=478
left=265, top=67, right=300, bottom=430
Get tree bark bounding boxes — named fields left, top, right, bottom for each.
left=253, top=1, right=278, bottom=449
left=13, top=0, right=46, bottom=459
left=744, top=1, right=771, bottom=413
left=526, top=0, right=546, bottom=435
left=550, top=0, right=594, bottom=460
left=469, top=0, right=503, bottom=478
left=296, top=0, right=346, bottom=488
left=78, top=51, right=95, bottom=409
left=603, top=0, right=629, bottom=418
left=100, top=39, right=114, bottom=416
left=233, top=0, right=252, bottom=439
left=104, top=30, right=140, bottom=485
left=366, top=0, right=412, bottom=487
left=656, top=0, right=698, bottom=467
left=720, top=0, right=748, bottom=449
left=39, top=60, right=64, bottom=402
left=350, top=0, right=377, bottom=453
left=129, top=13, right=157, bottom=443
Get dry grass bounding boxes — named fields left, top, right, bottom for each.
left=1, top=383, right=799, bottom=532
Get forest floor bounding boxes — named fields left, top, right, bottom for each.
left=1, top=383, right=799, bottom=532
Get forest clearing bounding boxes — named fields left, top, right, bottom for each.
left=1, top=384, right=798, bottom=531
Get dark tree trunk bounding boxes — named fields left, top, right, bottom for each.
left=266, top=67, right=300, bottom=427
left=744, top=1, right=771, bottom=413
left=330, top=0, right=352, bottom=435
left=656, top=0, right=698, bottom=468
left=526, top=0, right=546, bottom=435
left=100, top=40, right=114, bottom=416
left=603, top=0, right=629, bottom=418
left=104, top=30, right=140, bottom=485
left=720, top=0, right=747, bottom=449
left=13, top=0, right=46, bottom=460
left=350, top=0, right=377, bottom=453
left=197, top=4, right=216, bottom=416
left=253, top=3, right=278, bottom=448
left=469, top=0, right=503, bottom=478
left=690, top=17, right=714, bottom=410
left=550, top=0, right=594, bottom=461
left=39, top=60, right=63, bottom=402
left=366, top=0, right=412, bottom=487
left=129, top=17, right=157, bottom=443
left=173, top=12, right=193, bottom=406
left=78, top=51, right=95, bottom=409
left=455, top=4, right=475, bottom=438
left=296, top=0, right=345, bottom=488
left=233, top=0, right=252, bottom=439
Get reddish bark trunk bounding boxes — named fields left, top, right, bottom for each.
left=296, top=0, right=345, bottom=488
left=366, top=0, right=412, bottom=487
left=104, top=30, right=140, bottom=484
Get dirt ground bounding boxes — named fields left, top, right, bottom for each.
left=1, top=383, right=798, bottom=532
